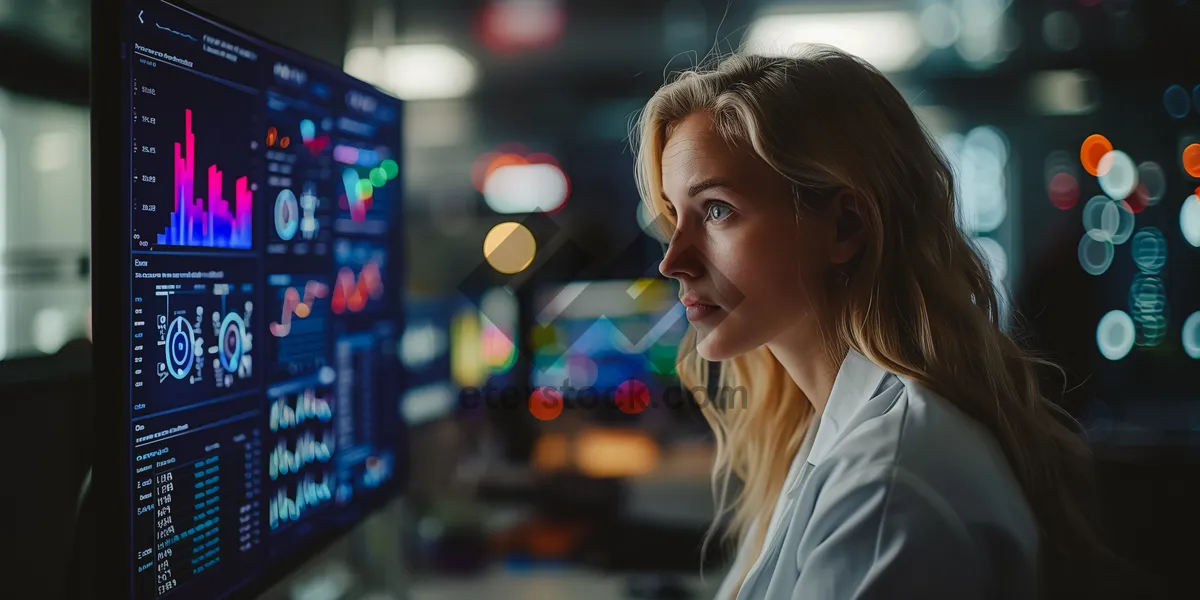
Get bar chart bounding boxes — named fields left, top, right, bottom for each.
left=154, top=108, right=254, bottom=249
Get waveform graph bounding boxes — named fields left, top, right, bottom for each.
left=268, top=469, right=334, bottom=531
left=269, top=386, right=334, bottom=433
left=268, top=427, right=335, bottom=479
left=331, top=240, right=386, bottom=316
left=268, top=274, right=332, bottom=379
left=135, top=107, right=256, bottom=250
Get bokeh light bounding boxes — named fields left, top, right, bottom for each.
left=1111, top=200, right=1136, bottom=244
left=1080, top=134, right=1112, bottom=176
left=1048, top=171, right=1079, bottom=210
left=1124, top=185, right=1149, bottom=214
left=566, top=355, right=599, bottom=388
left=1184, top=143, right=1200, bottom=178
left=1077, top=233, right=1114, bottom=275
left=1183, top=312, right=1200, bottom=359
left=483, top=221, right=537, bottom=274
left=1096, top=310, right=1135, bottom=361
left=369, top=167, right=387, bottom=187
left=1097, top=150, right=1137, bottom=200
left=637, top=201, right=671, bottom=243
left=1180, top=194, right=1200, bottom=247
left=956, top=126, right=1009, bottom=234
left=1128, top=273, right=1167, bottom=348
left=615, top=379, right=651, bottom=415
left=1045, top=150, right=1080, bottom=209
left=1080, top=194, right=1136, bottom=246
left=380, top=158, right=399, bottom=180
left=972, top=236, right=1008, bottom=283
left=1137, top=161, right=1166, bottom=206
left=1163, top=84, right=1191, bottom=118
left=919, top=2, right=960, bottom=49
left=1042, top=11, right=1081, bottom=52
left=1131, top=227, right=1167, bottom=274
left=528, top=387, right=563, bottom=421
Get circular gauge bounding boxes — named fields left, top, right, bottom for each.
left=275, top=189, right=300, bottom=240
left=165, top=316, right=195, bottom=379
left=218, top=312, right=246, bottom=372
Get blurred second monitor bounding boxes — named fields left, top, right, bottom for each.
left=530, top=278, right=693, bottom=427
left=400, top=287, right=519, bottom=427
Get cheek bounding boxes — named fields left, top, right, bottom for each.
left=719, top=222, right=826, bottom=311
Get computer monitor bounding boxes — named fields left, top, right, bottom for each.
left=530, top=278, right=689, bottom=423
left=91, top=1, right=406, bottom=597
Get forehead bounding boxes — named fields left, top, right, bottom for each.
left=661, top=112, right=761, bottom=188
left=662, top=112, right=734, bottom=175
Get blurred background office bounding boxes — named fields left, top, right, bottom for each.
left=3, top=0, right=1200, bottom=598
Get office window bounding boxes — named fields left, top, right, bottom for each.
left=0, top=89, right=90, bottom=358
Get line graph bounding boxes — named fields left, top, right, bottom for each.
left=270, top=280, right=330, bottom=337
left=156, top=22, right=197, bottom=41
left=331, top=263, right=383, bottom=314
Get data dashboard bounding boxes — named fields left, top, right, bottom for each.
left=117, top=1, right=405, bottom=597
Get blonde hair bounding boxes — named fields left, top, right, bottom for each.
left=632, top=47, right=1113, bottom=593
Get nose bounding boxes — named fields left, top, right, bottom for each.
left=659, top=229, right=704, bottom=281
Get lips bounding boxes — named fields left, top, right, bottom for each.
left=681, top=290, right=722, bottom=322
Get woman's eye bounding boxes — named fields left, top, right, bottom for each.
left=705, top=202, right=732, bottom=222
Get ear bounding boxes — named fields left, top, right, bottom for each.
left=828, top=190, right=868, bottom=265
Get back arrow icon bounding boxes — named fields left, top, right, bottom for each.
left=138, top=10, right=144, bottom=24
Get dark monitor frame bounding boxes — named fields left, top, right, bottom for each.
left=91, top=1, right=407, bottom=596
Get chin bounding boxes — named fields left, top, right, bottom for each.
left=693, top=326, right=755, bottom=362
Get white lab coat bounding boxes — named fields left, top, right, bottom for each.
left=714, top=349, right=1039, bottom=600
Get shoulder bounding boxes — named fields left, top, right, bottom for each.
left=805, top=375, right=1037, bottom=549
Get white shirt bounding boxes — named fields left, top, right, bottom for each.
left=714, top=349, right=1039, bottom=600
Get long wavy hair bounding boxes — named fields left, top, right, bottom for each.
left=632, top=47, right=1118, bottom=595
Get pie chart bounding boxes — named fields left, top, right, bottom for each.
left=275, top=189, right=300, bottom=240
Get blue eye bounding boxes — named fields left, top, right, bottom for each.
left=705, top=202, right=732, bottom=222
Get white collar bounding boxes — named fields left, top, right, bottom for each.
left=798, top=349, right=891, bottom=472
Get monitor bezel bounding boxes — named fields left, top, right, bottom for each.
left=91, top=1, right=408, bottom=597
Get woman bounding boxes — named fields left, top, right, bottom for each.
left=632, top=47, right=1115, bottom=599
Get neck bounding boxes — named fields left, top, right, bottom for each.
left=766, top=327, right=842, bottom=414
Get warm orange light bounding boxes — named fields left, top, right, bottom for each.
left=1184, top=143, right=1200, bottom=178
left=575, top=427, right=660, bottom=478
left=532, top=433, right=570, bottom=472
left=1081, top=134, right=1113, bottom=177
left=280, top=136, right=291, bottom=149
left=529, top=387, right=562, bottom=421
left=266, top=127, right=278, bottom=147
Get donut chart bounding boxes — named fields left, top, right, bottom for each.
left=275, top=189, right=300, bottom=241
left=219, top=312, right=246, bottom=372
left=165, top=316, right=196, bottom=379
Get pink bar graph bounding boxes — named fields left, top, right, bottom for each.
left=157, top=108, right=253, bottom=249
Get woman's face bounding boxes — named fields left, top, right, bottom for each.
left=658, top=111, right=841, bottom=361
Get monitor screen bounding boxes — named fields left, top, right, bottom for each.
left=399, top=288, right=521, bottom=425
left=103, top=1, right=406, bottom=597
left=530, top=279, right=688, bottom=422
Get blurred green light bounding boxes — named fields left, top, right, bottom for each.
left=356, top=179, right=373, bottom=198
left=381, top=158, right=399, bottom=180
left=369, top=167, right=388, bottom=187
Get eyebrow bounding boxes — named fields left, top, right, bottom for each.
left=661, top=178, right=736, bottom=203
